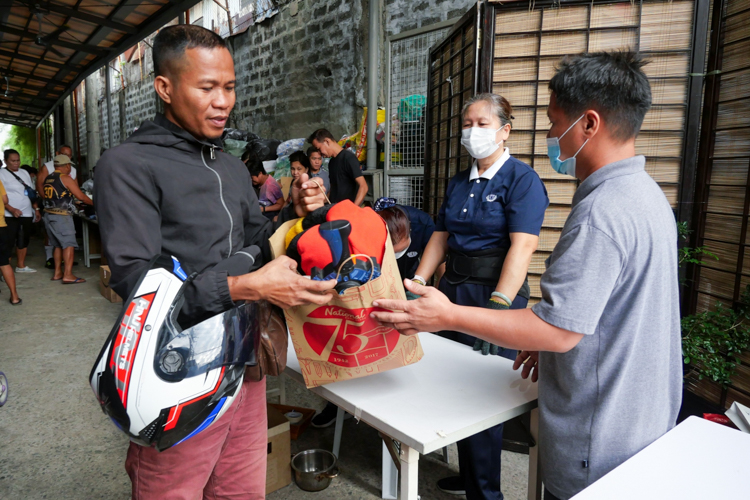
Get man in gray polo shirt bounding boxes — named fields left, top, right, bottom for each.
left=371, top=51, right=682, bottom=500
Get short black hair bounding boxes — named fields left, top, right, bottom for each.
left=249, top=163, right=267, bottom=177
left=58, top=144, right=72, bottom=153
left=308, top=129, right=335, bottom=145
left=307, top=146, right=321, bottom=157
left=549, top=51, right=651, bottom=141
left=21, top=164, right=37, bottom=175
left=153, top=24, right=227, bottom=77
left=4, top=149, right=19, bottom=160
left=289, top=151, right=311, bottom=171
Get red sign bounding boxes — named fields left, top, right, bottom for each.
left=303, top=306, right=399, bottom=368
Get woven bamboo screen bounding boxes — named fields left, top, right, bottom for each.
left=492, top=0, right=696, bottom=305
left=689, top=0, right=750, bottom=409
left=424, top=11, right=478, bottom=218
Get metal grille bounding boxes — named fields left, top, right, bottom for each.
left=388, top=28, right=450, bottom=170
left=388, top=175, right=425, bottom=208
left=424, top=8, right=480, bottom=218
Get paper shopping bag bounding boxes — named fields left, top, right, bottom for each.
left=270, top=218, right=423, bottom=388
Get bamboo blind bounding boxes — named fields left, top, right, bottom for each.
left=424, top=13, right=477, bottom=217
left=492, top=0, right=695, bottom=302
left=689, top=0, right=750, bottom=409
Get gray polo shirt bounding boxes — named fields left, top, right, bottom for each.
left=532, top=155, right=682, bottom=499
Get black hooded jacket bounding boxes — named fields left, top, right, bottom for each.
left=95, top=113, right=292, bottom=326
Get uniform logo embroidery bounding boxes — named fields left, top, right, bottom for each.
left=407, top=251, right=418, bottom=258
left=486, top=194, right=497, bottom=202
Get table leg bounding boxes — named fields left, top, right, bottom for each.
left=278, top=373, right=286, bottom=405
left=381, top=440, right=398, bottom=499
left=527, top=408, right=541, bottom=500
left=332, top=406, right=344, bottom=459
left=399, top=443, right=419, bottom=500
left=82, top=219, right=90, bottom=268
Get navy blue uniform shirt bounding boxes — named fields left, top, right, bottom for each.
left=395, top=204, right=435, bottom=279
left=436, top=149, right=549, bottom=252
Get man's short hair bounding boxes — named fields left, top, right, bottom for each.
left=21, top=164, right=37, bottom=175
left=549, top=51, right=651, bottom=141
left=249, top=163, right=267, bottom=177
left=153, top=24, right=227, bottom=77
left=306, top=146, right=321, bottom=157
left=378, top=206, right=411, bottom=245
left=58, top=144, right=72, bottom=153
left=308, top=129, right=335, bottom=145
left=4, top=149, right=19, bottom=160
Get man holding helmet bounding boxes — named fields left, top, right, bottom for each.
left=95, top=24, right=334, bottom=499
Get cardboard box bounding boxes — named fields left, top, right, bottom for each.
left=99, top=265, right=112, bottom=287
left=269, top=403, right=316, bottom=440
left=99, top=281, right=122, bottom=303
left=269, top=214, right=424, bottom=388
left=266, top=404, right=292, bottom=494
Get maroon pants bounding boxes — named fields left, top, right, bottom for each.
left=126, top=378, right=267, bottom=500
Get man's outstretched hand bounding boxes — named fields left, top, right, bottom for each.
left=513, top=350, right=539, bottom=383
left=370, top=279, right=454, bottom=336
left=229, top=256, right=336, bottom=309
left=291, top=173, right=328, bottom=216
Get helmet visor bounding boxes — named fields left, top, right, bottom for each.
left=154, top=300, right=258, bottom=382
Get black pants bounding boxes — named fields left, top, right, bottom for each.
left=5, top=216, right=33, bottom=250
left=0, top=226, right=11, bottom=266
left=436, top=289, right=529, bottom=500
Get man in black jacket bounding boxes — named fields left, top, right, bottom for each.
left=95, top=25, right=334, bottom=499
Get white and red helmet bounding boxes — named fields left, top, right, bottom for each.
left=90, top=256, right=259, bottom=451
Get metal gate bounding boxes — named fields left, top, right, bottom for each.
left=384, top=21, right=454, bottom=209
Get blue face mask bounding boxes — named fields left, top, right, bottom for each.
left=546, top=114, right=589, bottom=178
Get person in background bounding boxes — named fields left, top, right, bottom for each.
left=0, top=148, right=40, bottom=274
left=374, top=197, right=436, bottom=288
left=0, top=178, right=22, bottom=305
left=250, top=162, right=285, bottom=220
left=397, top=93, right=549, bottom=500
left=37, top=145, right=77, bottom=269
left=372, top=51, right=681, bottom=500
left=308, top=129, right=368, bottom=205
left=43, top=154, right=93, bottom=284
left=307, top=146, right=330, bottom=193
left=286, top=151, right=310, bottom=204
left=20, top=165, right=37, bottom=187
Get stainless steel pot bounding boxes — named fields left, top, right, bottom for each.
left=291, top=449, right=340, bottom=492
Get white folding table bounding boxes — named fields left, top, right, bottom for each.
left=572, top=416, right=750, bottom=499
left=284, top=332, right=541, bottom=500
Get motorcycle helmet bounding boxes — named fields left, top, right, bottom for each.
left=90, top=255, right=259, bottom=451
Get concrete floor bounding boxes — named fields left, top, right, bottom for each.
left=0, top=238, right=530, bottom=499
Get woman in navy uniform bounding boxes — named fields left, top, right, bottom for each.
left=412, top=93, right=549, bottom=499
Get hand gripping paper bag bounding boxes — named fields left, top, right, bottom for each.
left=269, top=204, right=423, bottom=387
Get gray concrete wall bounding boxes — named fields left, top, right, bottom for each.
left=71, top=0, right=473, bottom=148
left=228, top=0, right=368, bottom=141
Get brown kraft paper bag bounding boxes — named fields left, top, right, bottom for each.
left=270, top=218, right=424, bottom=388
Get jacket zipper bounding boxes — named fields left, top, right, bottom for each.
left=200, top=145, right=233, bottom=257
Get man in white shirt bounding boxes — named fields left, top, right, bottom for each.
left=1, top=149, right=40, bottom=273
left=37, top=145, right=77, bottom=268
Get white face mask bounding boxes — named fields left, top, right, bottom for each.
left=394, top=238, right=411, bottom=260
left=461, top=127, right=502, bottom=159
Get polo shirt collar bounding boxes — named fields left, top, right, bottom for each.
left=469, top=148, right=510, bottom=181
left=573, top=155, right=646, bottom=206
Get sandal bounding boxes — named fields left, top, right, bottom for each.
left=62, top=278, right=86, bottom=284
left=51, top=277, right=63, bottom=281
left=10, top=298, right=22, bottom=306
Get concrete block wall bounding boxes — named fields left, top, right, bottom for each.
left=70, top=0, right=473, bottom=150
left=228, top=0, right=367, bottom=141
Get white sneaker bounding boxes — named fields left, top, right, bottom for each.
left=15, top=266, right=37, bottom=273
